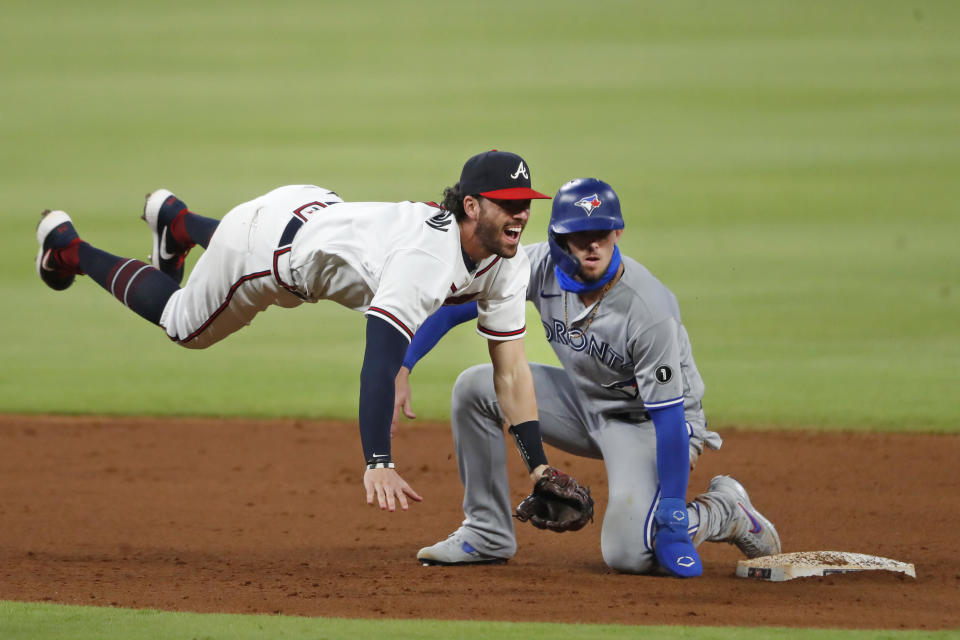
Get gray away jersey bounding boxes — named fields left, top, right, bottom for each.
left=525, top=242, right=709, bottom=432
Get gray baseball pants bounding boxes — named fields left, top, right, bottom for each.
left=449, top=363, right=719, bottom=573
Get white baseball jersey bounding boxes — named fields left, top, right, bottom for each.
left=285, top=193, right=529, bottom=341
left=162, top=185, right=529, bottom=348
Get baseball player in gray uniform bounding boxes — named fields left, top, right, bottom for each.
left=397, top=178, right=782, bottom=575
left=35, top=150, right=592, bottom=516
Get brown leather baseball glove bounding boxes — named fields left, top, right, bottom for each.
left=514, top=467, right=594, bottom=532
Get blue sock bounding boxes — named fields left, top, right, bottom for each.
left=182, top=213, right=219, bottom=250
left=78, top=243, right=180, bottom=325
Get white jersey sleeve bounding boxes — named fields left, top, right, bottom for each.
left=365, top=248, right=452, bottom=341
left=475, top=249, right=530, bottom=341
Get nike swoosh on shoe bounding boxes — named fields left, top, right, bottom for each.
left=159, top=227, right=177, bottom=261
left=738, top=502, right=763, bottom=534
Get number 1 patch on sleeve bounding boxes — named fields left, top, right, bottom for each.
left=655, top=365, right=673, bottom=384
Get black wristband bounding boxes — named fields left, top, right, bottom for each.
left=508, top=420, right=549, bottom=473
left=366, top=459, right=396, bottom=470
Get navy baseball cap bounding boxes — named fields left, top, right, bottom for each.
left=459, top=150, right=551, bottom=200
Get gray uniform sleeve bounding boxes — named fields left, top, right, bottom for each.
left=523, top=242, right=552, bottom=305
left=631, top=317, right=722, bottom=461
left=631, top=318, right=684, bottom=410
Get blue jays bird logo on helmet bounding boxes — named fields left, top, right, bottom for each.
left=548, top=178, right=625, bottom=281
left=574, top=194, right=602, bottom=216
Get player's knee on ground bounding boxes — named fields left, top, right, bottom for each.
left=601, top=539, right=657, bottom=574
left=600, top=495, right=658, bottom=574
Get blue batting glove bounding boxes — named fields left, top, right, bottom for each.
left=654, top=497, right=702, bottom=578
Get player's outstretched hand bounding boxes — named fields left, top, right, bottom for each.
left=364, top=467, right=423, bottom=512
left=391, top=366, right=417, bottom=437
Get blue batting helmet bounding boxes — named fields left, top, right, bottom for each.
left=548, top=178, right=624, bottom=277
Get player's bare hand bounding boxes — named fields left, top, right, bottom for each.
left=364, top=467, right=423, bottom=512
left=391, top=366, right=416, bottom=436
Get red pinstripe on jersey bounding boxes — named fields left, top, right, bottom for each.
left=478, top=324, right=525, bottom=338
left=446, top=255, right=500, bottom=300
left=174, top=270, right=272, bottom=343
left=292, top=201, right=328, bottom=222
left=367, top=306, right=414, bottom=340
left=272, top=246, right=304, bottom=299
left=476, top=256, right=501, bottom=277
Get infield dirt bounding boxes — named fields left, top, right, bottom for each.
left=1, top=415, right=957, bottom=630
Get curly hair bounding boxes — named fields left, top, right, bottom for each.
left=441, top=182, right=472, bottom=222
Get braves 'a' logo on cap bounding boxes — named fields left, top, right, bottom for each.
left=574, top=194, right=602, bottom=215
left=510, top=161, right=529, bottom=180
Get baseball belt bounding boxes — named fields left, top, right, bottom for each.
left=273, top=216, right=308, bottom=300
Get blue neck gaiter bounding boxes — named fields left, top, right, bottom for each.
left=555, top=246, right=622, bottom=294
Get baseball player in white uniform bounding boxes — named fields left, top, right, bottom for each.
left=35, top=150, right=589, bottom=515
left=398, top=178, right=782, bottom=574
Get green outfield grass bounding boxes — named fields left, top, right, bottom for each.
left=0, top=601, right=954, bottom=640
left=2, top=0, right=957, bottom=431
left=1, top=0, right=958, bottom=636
